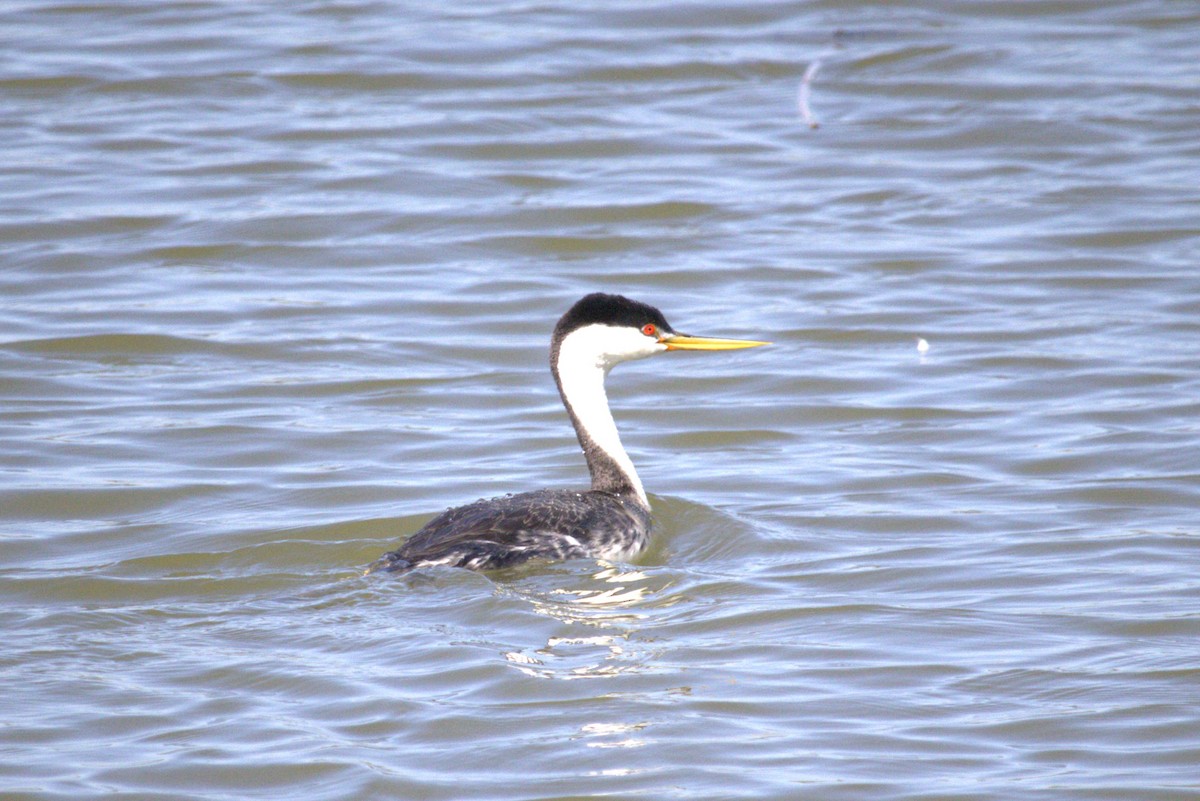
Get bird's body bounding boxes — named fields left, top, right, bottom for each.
left=368, top=293, right=766, bottom=574
left=372, top=489, right=651, bottom=572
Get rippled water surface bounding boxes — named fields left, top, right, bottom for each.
left=3, top=2, right=1200, bottom=799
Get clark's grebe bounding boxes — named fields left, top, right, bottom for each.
left=368, top=293, right=767, bottom=573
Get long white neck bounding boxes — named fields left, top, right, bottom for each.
left=552, top=329, right=649, bottom=507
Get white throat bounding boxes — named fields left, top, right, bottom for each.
left=554, top=325, right=662, bottom=507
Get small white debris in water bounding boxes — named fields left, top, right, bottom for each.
left=916, top=337, right=930, bottom=354
left=797, top=59, right=822, bottom=129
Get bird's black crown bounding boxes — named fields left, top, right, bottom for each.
left=555, top=293, right=674, bottom=337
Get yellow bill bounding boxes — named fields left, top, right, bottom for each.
left=661, top=333, right=771, bottom=351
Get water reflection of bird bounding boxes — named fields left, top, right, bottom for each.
left=368, top=293, right=767, bottom=573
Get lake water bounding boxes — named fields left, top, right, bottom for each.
left=3, top=2, right=1199, bottom=799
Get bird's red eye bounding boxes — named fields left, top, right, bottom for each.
left=641, top=323, right=658, bottom=337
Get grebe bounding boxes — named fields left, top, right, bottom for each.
left=368, top=293, right=767, bottom=573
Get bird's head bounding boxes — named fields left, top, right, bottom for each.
left=553, top=293, right=768, bottom=371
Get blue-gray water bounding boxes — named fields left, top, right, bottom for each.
left=3, top=2, right=1199, bottom=799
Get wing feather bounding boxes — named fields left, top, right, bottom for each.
left=369, top=489, right=649, bottom=572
